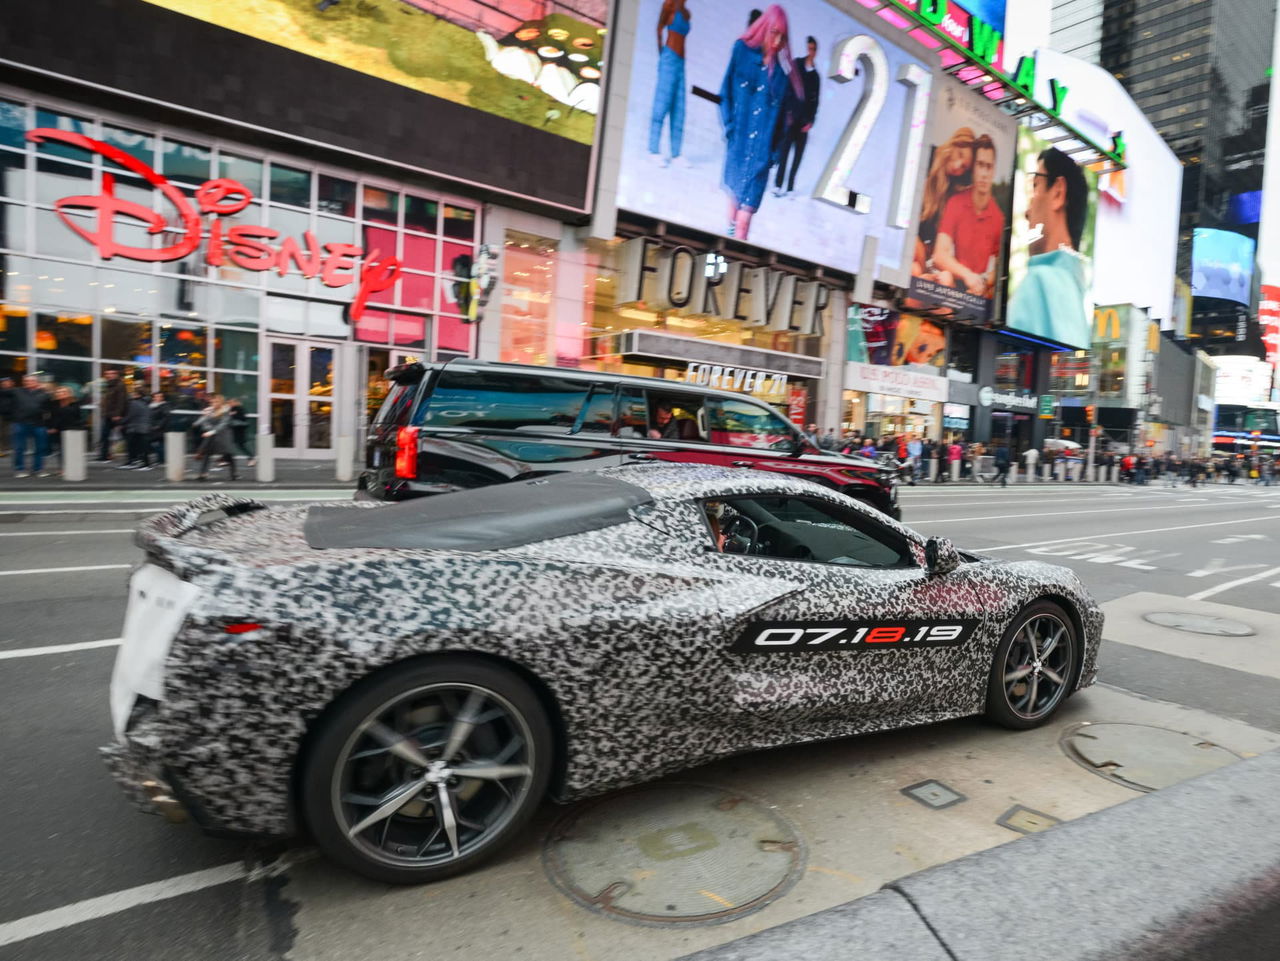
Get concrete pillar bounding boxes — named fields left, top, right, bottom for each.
left=1070, top=462, right=1081, bottom=483
left=1109, top=465, right=1118, bottom=483
left=1009, top=465, right=1018, bottom=484
left=1054, top=462, right=1064, bottom=482
left=165, top=431, right=185, bottom=482
left=927, top=458, right=938, bottom=482
left=62, top=429, right=86, bottom=482
left=334, top=435, right=355, bottom=483
left=257, top=433, right=276, bottom=483
left=950, top=460, right=960, bottom=482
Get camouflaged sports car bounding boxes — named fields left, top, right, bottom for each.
left=104, top=465, right=1102, bottom=884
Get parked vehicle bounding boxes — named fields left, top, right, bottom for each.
left=360, top=359, right=900, bottom=518
left=104, top=466, right=1100, bottom=883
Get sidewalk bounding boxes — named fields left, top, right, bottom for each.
left=0, top=453, right=353, bottom=491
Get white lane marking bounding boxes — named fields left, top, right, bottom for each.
left=1187, top=559, right=1266, bottom=579
left=1210, top=534, right=1268, bottom=544
left=1188, top=566, right=1280, bottom=602
left=0, top=861, right=248, bottom=948
left=977, top=513, right=1280, bottom=552
left=927, top=502, right=1248, bottom=523
left=0, top=529, right=134, bottom=537
left=0, top=637, right=122, bottom=660
left=0, top=564, right=129, bottom=576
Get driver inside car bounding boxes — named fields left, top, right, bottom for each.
left=704, top=500, right=752, bottom=554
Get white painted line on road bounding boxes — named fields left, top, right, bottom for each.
left=927, top=502, right=1246, bottom=523
left=0, top=529, right=134, bottom=537
left=0, top=637, right=121, bottom=660
left=0, top=564, right=129, bottom=576
left=0, top=861, right=248, bottom=948
left=1188, top=566, right=1280, bottom=602
left=978, top=513, right=1280, bottom=552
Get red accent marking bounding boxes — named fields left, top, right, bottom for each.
left=866, top=627, right=906, bottom=644
left=395, top=426, right=420, bottom=479
left=223, top=623, right=264, bottom=635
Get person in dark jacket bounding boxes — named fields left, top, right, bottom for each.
left=0, top=376, right=15, bottom=457
left=12, top=375, right=51, bottom=476
left=994, top=444, right=1011, bottom=487
left=227, top=399, right=254, bottom=464
left=772, top=36, right=820, bottom=196
left=120, top=389, right=153, bottom=470
left=97, top=368, right=127, bottom=462
left=148, top=392, right=171, bottom=465
left=47, top=386, right=83, bottom=473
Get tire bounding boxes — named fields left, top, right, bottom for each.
left=984, top=601, right=1079, bottom=730
left=301, top=656, right=553, bottom=884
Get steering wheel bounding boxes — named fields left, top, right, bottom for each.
left=722, top=515, right=759, bottom=555
left=756, top=523, right=814, bottom=560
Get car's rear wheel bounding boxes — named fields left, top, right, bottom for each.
left=985, top=601, right=1078, bottom=730
left=302, top=657, right=552, bottom=884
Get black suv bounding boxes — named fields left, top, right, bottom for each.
left=359, top=360, right=899, bottom=518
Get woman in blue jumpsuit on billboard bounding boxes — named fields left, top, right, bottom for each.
left=650, top=0, right=692, bottom=165
left=718, top=4, right=803, bottom=241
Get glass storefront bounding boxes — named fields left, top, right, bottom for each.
left=0, top=90, right=476, bottom=455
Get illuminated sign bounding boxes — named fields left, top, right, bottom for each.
left=615, top=0, right=933, bottom=279
left=28, top=128, right=400, bottom=323
left=846, top=361, right=949, bottom=402
left=684, top=362, right=788, bottom=396
left=617, top=238, right=830, bottom=335
left=1192, top=229, right=1256, bottom=306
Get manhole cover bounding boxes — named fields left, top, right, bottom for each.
left=1060, top=722, right=1243, bottom=792
left=543, top=783, right=805, bottom=927
left=1143, top=612, right=1255, bottom=636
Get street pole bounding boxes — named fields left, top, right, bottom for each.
left=1085, top=352, right=1098, bottom=481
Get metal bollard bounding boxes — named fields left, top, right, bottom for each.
left=165, top=431, right=185, bottom=482
left=256, top=433, right=276, bottom=483
left=1009, top=465, right=1018, bottom=484
left=62, top=429, right=87, bottom=482
left=334, top=435, right=354, bottom=483
left=950, top=460, right=960, bottom=482
left=927, top=458, right=938, bottom=482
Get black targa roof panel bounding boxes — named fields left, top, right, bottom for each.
left=304, top=473, right=655, bottom=552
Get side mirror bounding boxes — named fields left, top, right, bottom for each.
left=925, top=537, right=961, bottom=576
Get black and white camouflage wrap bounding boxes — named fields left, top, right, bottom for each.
left=104, top=466, right=1103, bottom=837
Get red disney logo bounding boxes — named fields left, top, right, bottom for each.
left=25, top=128, right=402, bottom=322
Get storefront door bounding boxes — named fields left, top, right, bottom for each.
left=266, top=338, right=342, bottom=460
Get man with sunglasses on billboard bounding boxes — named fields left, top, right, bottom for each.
left=1007, top=148, right=1090, bottom=348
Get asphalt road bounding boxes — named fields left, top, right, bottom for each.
left=1, top=479, right=1278, bottom=960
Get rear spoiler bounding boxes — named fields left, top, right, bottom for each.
left=136, top=494, right=269, bottom=550
left=386, top=361, right=429, bottom=385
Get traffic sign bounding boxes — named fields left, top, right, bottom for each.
left=1038, top=394, right=1055, bottom=419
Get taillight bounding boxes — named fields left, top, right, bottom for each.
left=395, top=426, right=420, bottom=479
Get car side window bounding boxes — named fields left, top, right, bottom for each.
left=414, top=370, right=590, bottom=431
left=705, top=495, right=912, bottom=568
left=644, top=392, right=707, bottom=443
left=707, top=398, right=798, bottom=451
left=574, top=384, right=616, bottom=434
left=617, top=388, right=648, bottom=438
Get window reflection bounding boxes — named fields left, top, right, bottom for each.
left=36, top=311, right=92, bottom=356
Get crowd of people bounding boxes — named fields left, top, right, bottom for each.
left=0, top=371, right=254, bottom=480
left=1113, top=451, right=1277, bottom=487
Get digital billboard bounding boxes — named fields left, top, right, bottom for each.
left=8, top=0, right=604, bottom=211
left=1192, top=228, right=1256, bottom=306
left=1035, top=50, right=1180, bottom=331
left=1005, top=125, right=1098, bottom=351
left=905, top=75, right=1015, bottom=322
left=615, top=0, right=935, bottom=278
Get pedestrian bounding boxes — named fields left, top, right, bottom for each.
left=994, top=444, right=1010, bottom=487
left=1021, top=445, right=1040, bottom=482
left=95, top=368, right=127, bottom=462
left=947, top=438, right=963, bottom=480
left=148, top=391, right=171, bottom=465
left=228, top=399, right=255, bottom=464
left=194, top=395, right=238, bottom=481
left=120, top=388, right=154, bottom=470
left=47, top=386, right=83, bottom=475
left=11, top=374, right=51, bottom=477
left=909, top=435, right=924, bottom=481
left=0, top=376, right=14, bottom=457
left=819, top=428, right=837, bottom=450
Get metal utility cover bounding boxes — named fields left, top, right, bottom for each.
left=1060, top=722, right=1243, bottom=793
left=1142, top=612, right=1256, bottom=637
left=543, top=783, right=805, bottom=927
left=900, top=780, right=967, bottom=810
left=996, top=805, right=1061, bottom=835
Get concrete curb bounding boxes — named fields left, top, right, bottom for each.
left=677, top=748, right=1280, bottom=961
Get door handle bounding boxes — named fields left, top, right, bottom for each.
left=732, top=461, right=753, bottom=468
left=627, top=452, right=655, bottom=461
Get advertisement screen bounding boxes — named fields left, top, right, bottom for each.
left=905, top=76, right=1016, bottom=321
left=10, top=0, right=603, bottom=211
left=616, top=0, right=934, bottom=277
left=1005, top=126, right=1098, bottom=350
left=1192, top=229, right=1256, bottom=306
left=1260, top=284, right=1280, bottom=385
left=891, top=314, right=947, bottom=367
left=847, top=305, right=898, bottom=365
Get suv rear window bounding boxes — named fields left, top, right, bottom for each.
left=414, top=370, right=591, bottom=431
left=373, top=382, right=419, bottom=427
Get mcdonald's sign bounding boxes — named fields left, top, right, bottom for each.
left=1093, top=305, right=1126, bottom=344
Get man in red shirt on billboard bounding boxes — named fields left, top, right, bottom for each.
left=930, top=134, right=1005, bottom=298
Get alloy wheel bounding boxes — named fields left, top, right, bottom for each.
left=1001, top=613, right=1074, bottom=721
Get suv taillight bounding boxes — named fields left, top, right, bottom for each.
left=395, top=427, right=420, bottom=479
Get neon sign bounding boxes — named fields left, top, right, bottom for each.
left=25, top=128, right=402, bottom=322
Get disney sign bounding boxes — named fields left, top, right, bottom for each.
left=25, top=128, right=402, bottom=322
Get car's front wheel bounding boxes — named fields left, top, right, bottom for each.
left=985, top=601, right=1079, bottom=729
left=302, top=656, right=552, bottom=884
